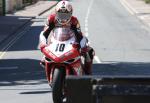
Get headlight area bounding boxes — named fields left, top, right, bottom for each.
left=45, top=57, right=53, bottom=62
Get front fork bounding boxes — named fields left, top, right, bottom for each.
left=44, top=63, right=67, bottom=86
left=44, top=61, right=83, bottom=86
left=44, top=62, right=53, bottom=86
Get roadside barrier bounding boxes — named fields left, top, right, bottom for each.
left=66, top=75, right=150, bottom=103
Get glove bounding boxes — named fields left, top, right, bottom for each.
left=81, top=47, right=88, bottom=55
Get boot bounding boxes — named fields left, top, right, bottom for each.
left=84, top=61, right=92, bottom=75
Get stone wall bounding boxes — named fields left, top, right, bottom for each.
left=5, top=0, right=40, bottom=14
left=5, top=0, right=23, bottom=13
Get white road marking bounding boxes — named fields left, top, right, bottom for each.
left=84, top=0, right=94, bottom=37
left=94, top=56, right=101, bottom=63
left=85, top=27, right=88, bottom=32
left=85, top=0, right=93, bottom=36
left=0, top=66, right=18, bottom=70
left=84, top=0, right=101, bottom=63
left=141, top=25, right=150, bottom=33
left=0, top=27, right=30, bottom=59
left=120, top=0, right=137, bottom=15
left=0, top=32, right=25, bottom=59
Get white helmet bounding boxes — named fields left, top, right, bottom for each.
left=55, top=0, right=73, bottom=25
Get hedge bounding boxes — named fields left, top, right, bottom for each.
left=144, top=0, right=150, bottom=3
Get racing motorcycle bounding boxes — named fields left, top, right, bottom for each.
left=41, top=27, right=85, bottom=103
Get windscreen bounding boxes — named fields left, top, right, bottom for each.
left=51, top=27, right=75, bottom=41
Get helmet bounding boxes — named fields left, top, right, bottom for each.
left=55, top=0, right=73, bottom=25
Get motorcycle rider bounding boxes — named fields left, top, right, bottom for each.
left=39, top=0, right=94, bottom=75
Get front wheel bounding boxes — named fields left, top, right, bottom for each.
left=52, top=68, right=65, bottom=103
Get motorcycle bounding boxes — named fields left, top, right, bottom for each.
left=41, top=27, right=85, bottom=103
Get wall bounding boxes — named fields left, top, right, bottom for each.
left=5, top=0, right=42, bottom=14
left=0, top=0, right=3, bottom=15
left=0, top=0, right=5, bottom=15
left=5, top=0, right=23, bottom=13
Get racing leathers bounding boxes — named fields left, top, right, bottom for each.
left=39, top=14, right=94, bottom=75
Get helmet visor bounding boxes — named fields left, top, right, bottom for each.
left=56, top=12, right=72, bottom=23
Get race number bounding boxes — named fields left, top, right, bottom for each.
left=55, top=43, right=65, bottom=52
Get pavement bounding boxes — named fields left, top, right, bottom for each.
left=0, top=1, right=58, bottom=45
left=120, top=0, right=150, bottom=28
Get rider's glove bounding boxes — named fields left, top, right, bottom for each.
left=81, top=47, right=88, bottom=55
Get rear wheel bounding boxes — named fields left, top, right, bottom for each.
left=52, top=68, right=65, bottom=103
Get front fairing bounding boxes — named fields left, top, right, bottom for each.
left=47, top=36, right=76, bottom=57
left=43, top=27, right=80, bottom=63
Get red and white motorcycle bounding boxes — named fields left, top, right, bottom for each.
left=41, top=27, right=85, bottom=103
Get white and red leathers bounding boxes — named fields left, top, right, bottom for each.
left=39, top=14, right=94, bottom=75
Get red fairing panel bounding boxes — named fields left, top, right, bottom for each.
left=42, top=47, right=80, bottom=63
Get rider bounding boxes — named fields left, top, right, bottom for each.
left=39, top=0, right=94, bottom=75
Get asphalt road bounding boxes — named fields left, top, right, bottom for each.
left=1, top=0, right=150, bottom=103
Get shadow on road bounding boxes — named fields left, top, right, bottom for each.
left=1, top=59, right=150, bottom=86
left=93, top=62, right=150, bottom=76
left=0, top=58, right=47, bottom=86
left=5, top=25, right=43, bottom=51
left=0, top=16, right=44, bottom=51
left=0, top=16, right=32, bottom=45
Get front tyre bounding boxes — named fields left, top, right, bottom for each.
left=52, top=68, right=65, bottom=103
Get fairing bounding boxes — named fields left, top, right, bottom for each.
left=43, top=27, right=79, bottom=62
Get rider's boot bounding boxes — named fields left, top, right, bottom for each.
left=84, top=61, right=92, bottom=75
left=82, top=47, right=94, bottom=75
left=83, top=51, right=93, bottom=75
